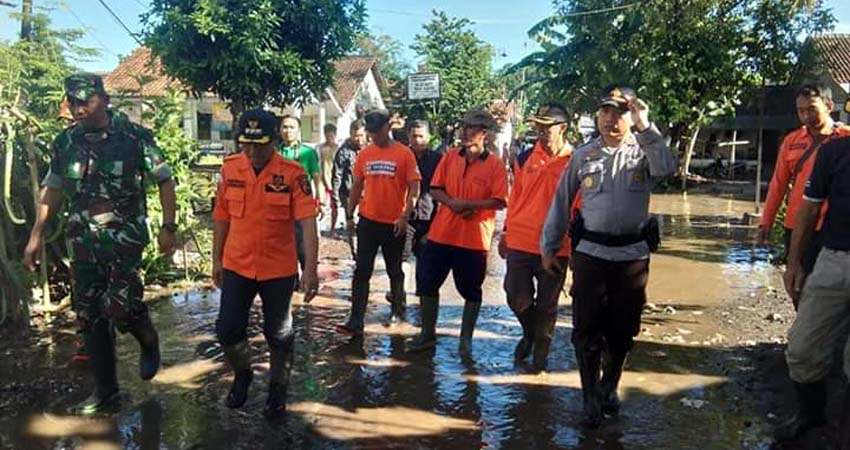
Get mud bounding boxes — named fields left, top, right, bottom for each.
left=0, top=193, right=845, bottom=450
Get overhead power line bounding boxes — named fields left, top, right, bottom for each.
left=96, top=0, right=143, bottom=45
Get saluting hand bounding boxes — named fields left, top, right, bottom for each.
left=628, top=98, right=651, bottom=132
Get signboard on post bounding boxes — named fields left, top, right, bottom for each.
left=408, top=73, right=440, bottom=100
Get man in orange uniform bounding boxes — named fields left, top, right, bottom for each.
left=759, top=84, right=850, bottom=302
left=406, top=109, right=508, bottom=354
left=212, top=109, right=319, bottom=420
left=339, top=109, right=421, bottom=335
left=498, top=103, right=574, bottom=371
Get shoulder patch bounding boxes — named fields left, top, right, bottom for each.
left=297, top=174, right=312, bottom=196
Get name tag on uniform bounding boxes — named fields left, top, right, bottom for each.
left=227, top=179, right=246, bottom=188
left=789, top=143, right=808, bottom=151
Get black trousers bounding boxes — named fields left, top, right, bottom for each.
left=570, top=252, right=649, bottom=355
left=351, top=217, right=405, bottom=306
left=216, top=270, right=296, bottom=349
left=408, top=219, right=432, bottom=296
left=504, top=249, right=568, bottom=317
left=418, top=241, right=487, bottom=303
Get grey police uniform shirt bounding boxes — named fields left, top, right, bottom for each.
left=540, top=125, right=677, bottom=261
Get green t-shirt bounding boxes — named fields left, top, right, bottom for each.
left=278, top=142, right=320, bottom=181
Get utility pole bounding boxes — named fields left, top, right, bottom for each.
left=21, top=0, right=32, bottom=40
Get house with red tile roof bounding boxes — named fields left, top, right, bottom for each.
left=103, top=47, right=385, bottom=153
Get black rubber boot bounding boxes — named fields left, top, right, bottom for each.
left=222, top=340, right=253, bottom=408
left=406, top=295, right=440, bottom=353
left=838, top=384, right=850, bottom=450
left=513, top=307, right=535, bottom=362
left=77, top=319, right=120, bottom=415
left=531, top=315, right=556, bottom=372
left=458, top=302, right=481, bottom=355
left=128, top=316, right=161, bottom=381
left=600, top=350, right=628, bottom=415
left=339, top=292, right=367, bottom=336
left=774, top=380, right=828, bottom=442
left=388, top=278, right=407, bottom=325
left=264, top=340, right=294, bottom=420
left=576, top=348, right=603, bottom=428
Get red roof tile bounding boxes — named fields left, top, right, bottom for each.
left=811, top=34, right=850, bottom=84
left=104, top=47, right=379, bottom=107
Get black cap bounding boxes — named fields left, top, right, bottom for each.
left=598, top=84, right=637, bottom=112
left=364, top=109, right=390, bottom=132
left=462, top=108, right=499, bottom=130
left=65, top=73, right=106, bottom=101
left=527, top=103, right=569, bottom=126
left=237, top=109, right=278, bottom=144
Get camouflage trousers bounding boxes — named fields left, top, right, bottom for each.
left=71, top=248, right=147, bottom=333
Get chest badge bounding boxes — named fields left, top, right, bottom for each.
left=265, top=175, right=289, bottom=193
left=583, top=176, right=594, bottom=188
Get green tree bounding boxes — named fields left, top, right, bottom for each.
left=355, top=32, right=411, bottom=108
left=513, top=0, right=833, bottom=154
left=142, top=0, right=366, bottom=118
left=0, top=12, right=96, bottom=328
left=411, top=11, right=495, bottom=132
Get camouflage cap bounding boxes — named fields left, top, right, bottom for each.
left=64, top=73, right=106, bottom=102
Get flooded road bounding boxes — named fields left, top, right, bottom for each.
left=0, top=193, right=793, bottom=450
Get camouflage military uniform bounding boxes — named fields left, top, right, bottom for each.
left=43, top=110, right=172, bottom=332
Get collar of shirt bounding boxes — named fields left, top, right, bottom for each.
left=458, top=147, right=490, bottom=161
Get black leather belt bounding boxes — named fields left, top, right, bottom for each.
left=581, top=230, right=645, bottom=247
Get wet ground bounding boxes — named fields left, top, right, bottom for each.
left=0, top=193, right=845, bottom=450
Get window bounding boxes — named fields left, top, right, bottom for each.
left=197, top=112, right=212, bottom=140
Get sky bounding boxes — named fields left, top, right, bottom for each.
left=0, top=0, right=849, bottom=74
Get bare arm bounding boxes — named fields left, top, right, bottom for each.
left=299, top=216, right=320, bottom=302
left=346, top=176, right=364, bottom=220
left=23, top=187, right=64, bottom=270
left=212, top=220, right=230, bottom=287
left=403, top=180, right=420, bottom=217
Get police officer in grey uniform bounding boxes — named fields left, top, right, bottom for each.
left=541, top=84, right=676, bottom=428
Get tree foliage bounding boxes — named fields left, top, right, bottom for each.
left=355, top=32, right=411, bottom=108
left=512, top=0, right=834, bottom=148
left=141, top=0, right=366, bottom=116
left=411, top=11, right=495, bottom=132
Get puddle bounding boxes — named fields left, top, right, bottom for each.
left=0, top=193, right=783, bottom=450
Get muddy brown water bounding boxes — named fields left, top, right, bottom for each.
left=0, top=193, right=783, bottom=450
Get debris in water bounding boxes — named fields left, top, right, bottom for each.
left=680, top=398, right=708, bottom=409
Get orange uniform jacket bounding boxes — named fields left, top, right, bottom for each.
left=505, top=143, right=575, bottom=257
left=761, top=124, right=850, bottom=231
left=213, top=152, right=318, bottom=281
left=428, top=147, right=509, bottom=252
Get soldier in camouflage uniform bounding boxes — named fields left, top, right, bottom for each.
left=23, top=73, right=177, bottom=414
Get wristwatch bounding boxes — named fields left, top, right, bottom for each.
left=161, top=223, right=178, bottom=233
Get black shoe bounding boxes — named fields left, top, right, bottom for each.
left=531, top=315, right=556, bottom=372
left=263, top=382, right=288, bottom=420
left=128, top=317, right=161, bottom=381
left=600, top=350, right=628, bottom=415
left=576, top=348, right=603, bottom=428
left=774, top=380, right=827, bottom=442
left=513, top=308, right=535, bottom=362
left=458, top=302, right=481, bottom=355
left=222, top=340, right=253, bottom=408
left=406, top=295, right=439, bottom=353
left=340, top=292, right=367, bottom=336
left=225, top=370, right=253, bottom=408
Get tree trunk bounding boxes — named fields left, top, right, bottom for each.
left=680, top=125, right=701, bottom=191
left=230, top=97, right=245, bottom=152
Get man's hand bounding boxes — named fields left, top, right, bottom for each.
left=158, top=229, right=177, bottom=257
left=394, top=216, right=408, bottom=237
left=497, top=235, right=508, bottom=259
left=23, top=235, right=43, bottom=271
left=542, top=255, right=564, bottom=275
left=301, top=269, right=319, bottom=303
left=629, top=98, right=651, bottom=132
left=346, top=217, right=356, bottom=235
left=783, top=261, right=806, bottom=305
left=212, top=261, right=224, bottom=288
left=757, top=225, right=771, bottom=246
